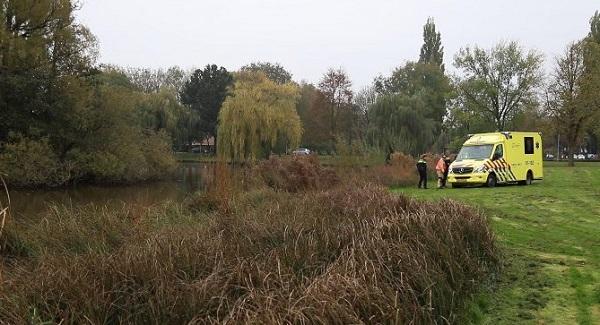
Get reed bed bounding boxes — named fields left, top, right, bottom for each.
left=0, top=158, right=498, bottom=324
left=0, top=176, right=8, bottom=240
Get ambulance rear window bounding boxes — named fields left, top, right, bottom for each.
left=524, top=137, right=534, bottom=154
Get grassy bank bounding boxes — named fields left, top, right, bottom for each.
left=173, top=152, right=386, bottom=167
left=174, top=152, right=219, bottom=163
left=0, top=157, right=498, bottom=324
left=394, top=163, right=600, bottom=324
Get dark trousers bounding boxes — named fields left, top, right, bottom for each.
left=418, top=171, right=427, bottom=188
left=442, top=170, right=449, bottom=187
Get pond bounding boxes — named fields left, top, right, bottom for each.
left=6, top=163, right=219, bottom=220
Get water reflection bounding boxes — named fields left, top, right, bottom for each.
left=180, top=162, right=218, bottom=193
left=8, top=163, right=218, bottom=220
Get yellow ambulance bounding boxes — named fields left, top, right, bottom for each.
left=447, top=132, right=543, bottom=188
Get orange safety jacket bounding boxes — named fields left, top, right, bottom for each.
left=435, top=158, right=446, bottom=172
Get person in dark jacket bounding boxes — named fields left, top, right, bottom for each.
left=416, top=154, right=428, bottom=189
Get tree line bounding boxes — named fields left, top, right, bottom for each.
left=2, top=1, right=600, bottom=187
left=214, top=14, right=600, bottom=165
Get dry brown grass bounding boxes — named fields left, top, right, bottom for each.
left=361, top=152, right=419, bottom=186
left=186, top=161, right=237, bottom=213
left=0, top=177, right=498, bottom=324
left=0, top=175, right=8, bottom=240
left=0, top=175, right=9, bottom=291
left=255, top=155, right=339, bottom=192
left=338, top=152, right=432, bottom=187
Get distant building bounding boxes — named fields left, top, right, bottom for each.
left=191, top=137, right=215, bottom=154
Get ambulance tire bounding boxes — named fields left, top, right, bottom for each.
left=519, top=171, right=533, bottom=186
left=526, top=171, right=533, bottom=185
left=486, top=174, right=497, bottom=188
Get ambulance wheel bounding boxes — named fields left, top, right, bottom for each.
left=486, top=174, right=497, bottom=188
left=519, top=171, right=533, bottom=185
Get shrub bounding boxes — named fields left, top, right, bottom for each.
left=0, top=136, right=71, bottom=187
left=0, top=130, right=177, bottom=187
left=141, top=130, right=178, bottom=179
left=367, top=152, right=419, bottom=186
left=76, top=130, right=177, bottom=184
left=0, top=184, right=498, bottom=324
left=340, top=152, right=420, bottom=187
left=256, top=155, right=339, bottom=192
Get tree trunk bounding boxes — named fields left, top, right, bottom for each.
left=567, top=143, right=575, bottom=167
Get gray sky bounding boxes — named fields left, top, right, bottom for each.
left=78, top=0, right=598, bottom=90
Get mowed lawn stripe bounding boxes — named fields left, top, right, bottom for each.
left=394, top=163, right=600, bottom=324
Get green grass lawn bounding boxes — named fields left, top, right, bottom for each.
left=394, top=162, right=600, bottom=324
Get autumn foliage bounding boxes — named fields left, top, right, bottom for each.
left=256, top=155, right=339, bottom=192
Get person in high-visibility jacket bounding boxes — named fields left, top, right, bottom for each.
left=436, top=155, right=447, bottom=189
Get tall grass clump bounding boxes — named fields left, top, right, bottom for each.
left=0, top=175, right=8, bottom=240
left=256, top=155, right=339, bottom=192
left=2, top=205, right=152, bottom=258
left=337, top=152, right=422, bottom=187
left=0, top=181, right=498, bottom=323
left=185, top=161, right=238, bottom=213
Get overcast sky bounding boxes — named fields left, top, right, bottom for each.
left=78, top=0, right=599, bottom=90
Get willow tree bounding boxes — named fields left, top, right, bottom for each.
left=367, top=93, right=436, bottom=157
left=217, top=72, right=302, bottom=162
left=240, top=62, right=292, bottom=85
left=373, top=19, right=450, bottom=150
